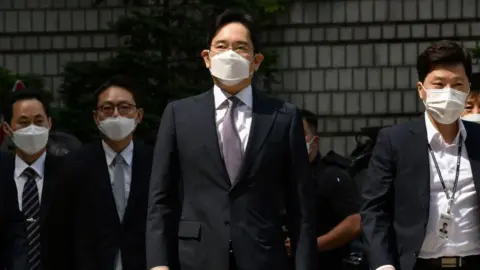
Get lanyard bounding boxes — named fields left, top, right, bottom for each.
left=427, top=134, right=463, bottom=213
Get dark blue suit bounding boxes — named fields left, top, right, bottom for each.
left=0, top=151, right=29, bottom=270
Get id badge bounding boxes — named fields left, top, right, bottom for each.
left=437, top=213, right=453, bottom=239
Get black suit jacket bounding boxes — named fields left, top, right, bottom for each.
left=361, top=115, right=480, bottom=270
left=1, top=152, right=68, bottom=270
left=0, top=151, right=28, bottom=270
left=64, top=140, right=153, bottom=270
left=146, top=89, right=317, bottom=270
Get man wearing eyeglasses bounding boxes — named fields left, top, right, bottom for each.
left=60, top=75, right=153, bottom=270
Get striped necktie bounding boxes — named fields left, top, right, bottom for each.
left=222, top=96, right=243, bottom=184
left=22, top=167, right=41, bottom=270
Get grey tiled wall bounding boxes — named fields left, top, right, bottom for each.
left=263, top=0, right=480, bottom=156
left=1, top=0, right=480, bottom=155
left=0, top=0, right=126, bottom=98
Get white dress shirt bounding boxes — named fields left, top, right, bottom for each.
left=102, top=140, right=134, bottom=270
left=14, top=152, right=46, bottom=210
left=213, top=84, right=253, bottom=152
left=377, top=114, right=480, bottom=270
left=419, top=114, right=480, bottom=258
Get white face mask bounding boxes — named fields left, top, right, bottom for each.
left=423, top=86, right=468, bottom=124
left=98, top=116, right=137, bottom=141
left=462, top=113, right=480, bottom=123
left=209, top=50, right=254, bottom=86
left=10, top=124, right=49, bottom=155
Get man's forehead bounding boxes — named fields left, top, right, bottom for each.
left=98, top=87, right=134, bottom=101
left=13, top=99, right=46, bottom=114
left=428, top=64, right=467, bottom=78
left=302, top=119, right=313, bottom=133
left=467, top=95, right=480, bottom=103
left=212, top=23, right=251, bottom=43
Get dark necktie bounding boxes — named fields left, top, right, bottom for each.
left=22, top=167, right=41, bottom=270
left=222, top=96, right=243, bottom=184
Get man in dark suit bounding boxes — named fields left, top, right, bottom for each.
left=361, top=40, right=480, bottom=270
left=0, top=151, right=29, bottom=270
left=146, top=9, right=316, bottom=270
left=1, top=88, right=68, bottom=270
left=64, top=75, right=153, bottom=270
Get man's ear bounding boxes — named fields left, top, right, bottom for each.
left=417, top=81, right=425, bottom=100
left=2, top=122, right=12, bottom=136
left=253, top=53, right=264, bottom=71
left=47, top=117, right=52, bottom=130
left=93, top=111, right=99, bottom=125
left=136, top=108, right=144, bottom=124
left=201, top=50, right=211, bottom=69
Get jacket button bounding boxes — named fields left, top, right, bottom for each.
left=224, top=221, right=230, bottom=227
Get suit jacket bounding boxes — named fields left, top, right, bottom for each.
left=64, top=140, right=153, bottom=270
left=0, top=151, right=28, bottom=270
left=360, top=115, right=480, bottom=270
left=146, top=89, right=317, bottom=270
left=0, top=151, right=68, bottom=270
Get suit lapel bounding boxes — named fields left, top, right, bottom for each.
left=123, top=141, right=146, bottom=223
left=233, top=90, right=277, bottom=189
left=93, top=142, right=121, bottom=224
left=3, top=152, right=15, bottom=183
left=409, top=115, right=431, bottom=215
left=197, top=90, right=231, bottom=189
left=463, top=122, right=480, bottom=197
left=40, top=154, right=56, bottom=225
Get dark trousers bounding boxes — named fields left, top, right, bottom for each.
left=230, top=251, right=237, bottom=270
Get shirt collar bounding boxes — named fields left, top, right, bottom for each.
left=102, top=140, right=134, bottom=167
left=213, top=84, right=253, bottom=109
left=14, top=151, right=46, bottom=180
left=424, top=112, right=467, bottom=145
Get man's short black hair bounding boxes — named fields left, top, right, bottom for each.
left=417, top=40, right=472, bottom=83
left=94, top=75, right=141, bottom=107
left=2, top=88, right=50, bottom=124
left=470, top=73, right=480, bottom=91
left=300, top=109, right=318, bottom=133
left=207, top=9, right=260, bottom=53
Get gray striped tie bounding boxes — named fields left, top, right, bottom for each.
left=222, top=96, right=243, bottom=184
left=22, top=167, right=41, bottom=270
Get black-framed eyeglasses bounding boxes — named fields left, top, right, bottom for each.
left=97, top=102, right=137, bottom=116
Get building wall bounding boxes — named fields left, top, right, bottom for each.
left=263, top=0, right=480, bottom=155
left=1, top=0, right=479, bottom=155
left=0, top=0, right=126, bottom=99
